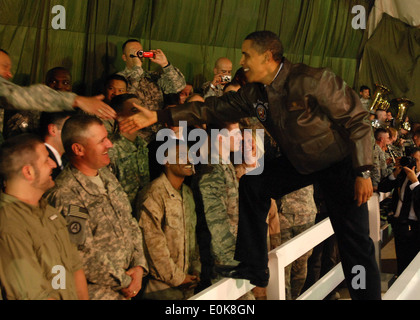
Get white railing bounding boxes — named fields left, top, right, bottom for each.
left=189, top=193, right=390, bottom=300
left=267, top=217, right=339, bottom=299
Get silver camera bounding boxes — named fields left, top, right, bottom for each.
left=221, top=75, right=232, bottom=83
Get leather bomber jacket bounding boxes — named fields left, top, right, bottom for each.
left=158, top=58, right=374, bottom=175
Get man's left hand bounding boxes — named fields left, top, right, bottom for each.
left=121, top=266, right=144, bottom=299
left=354, top=176, right=373, bottom=207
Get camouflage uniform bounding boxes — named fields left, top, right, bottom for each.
left=0, top=76, right=76, bottom=112
left=194, top=162, right=239, bottom=267
left=0, top=77, right=77, bottom=141
left=108, top=133, right=150, bottom=206
left=118, top=64, right=186, bottom=143
left=278, top=185, right=317, bottom=300
left=45, top=165, right=148, bottom=300
left=135, top=173, right=200, bottom=300
left=372, top=143, right=391, bottom=188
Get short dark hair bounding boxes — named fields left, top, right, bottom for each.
left=38, top=112, right=72, bottom=139
left=0, top=134, right=44, bottom=182
left=110, top=93, right=138, bottom=114
left=104, top=73, right=128, bottom=88
left=374, top=128, right=388, bottom=141
left=0, top=49, right=9, bottom=55
left=122, top=39, right=140, bottom=52
left=61, top=114, right=103, bottom=158
left=360, top=85, right=370, bottom=92
left=45, top=67, right=72, bottom=83
left=245, top=31, right=283, bottom=62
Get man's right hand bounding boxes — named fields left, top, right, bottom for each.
left=119, top=103, right=158, bottom=134
left=73, top=95, right=116, bottom=120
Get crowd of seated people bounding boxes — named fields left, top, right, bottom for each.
left=1, top=42, right=419, bottom=301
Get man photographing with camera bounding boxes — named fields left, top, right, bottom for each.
left=118, top=39, right=186, bottom=143
left=202, top=57, right=233, bottom=99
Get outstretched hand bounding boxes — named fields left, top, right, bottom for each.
left=73, top=94, right=116, bottom=120
left=119, top=103, right=158, bottom=134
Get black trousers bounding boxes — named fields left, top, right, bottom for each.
left=391, top=221, right=420, bottom=276
left=235, top=156, right=382, bottom=300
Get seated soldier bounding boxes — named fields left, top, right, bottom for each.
left=202, top=57, right=233, bottom=98
left=0, top=134, right=88, bottom=300
left=134, top=143, right=201, bottom=300
left=45, top=114, right=148, bottom=300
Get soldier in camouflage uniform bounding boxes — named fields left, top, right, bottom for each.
left=0, top=64, right=116, bottom=122
left=118, top=39, right=186, bottom=143
left=134, top=144, right=200, bottom=300
left=108, top=94, right=150, bottom=206
left=278, top=185, right=317, bottom=300
left=201, top=57, right=233, bottom=99
left=372, top=128, right=392, bottom=191
left=45, top=114, right=148, bottom=300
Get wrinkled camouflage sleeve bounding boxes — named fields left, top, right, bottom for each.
left=127, top=208, right=148, bottom=272
left=121, top=64, right=186, bottom=95
left=137, top=189, right=186, bottom=287
left=183, top=186, right=201, bottom=275
left=198, top=167, right=237, bottom=266
left=45, top=187, right=133, bottom=289
left=156, top=64, right=186, bottom=94
left=0, top=77, right=76, bottom=112
left=372, top=145, right=387, bottom=188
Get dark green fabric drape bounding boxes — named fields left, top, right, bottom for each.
left=356, top=13, right=420, bottom=122
left=0, top=0, right=368, bottom=95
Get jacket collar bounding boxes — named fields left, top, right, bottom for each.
left=269, top=58, right=292, bottom=93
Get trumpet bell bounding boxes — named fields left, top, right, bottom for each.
left=394, top=98, right=414, bottom=130
left=369, top=84, right=391, bottom=113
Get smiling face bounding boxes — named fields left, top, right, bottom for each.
left=31, top=143, right=57, bottom=192
left=78, top=123, right=113, bottom=171
left=165, top=146, right=194, bottom=178
left=240, top=40, right=273, bottom=85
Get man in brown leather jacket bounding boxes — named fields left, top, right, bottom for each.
left=120, top=31, right=381, bottom=300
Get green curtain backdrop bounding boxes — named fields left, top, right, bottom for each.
left=356, top=13, right=420, bottom=122
left=0, top=0, right=369, bottom=95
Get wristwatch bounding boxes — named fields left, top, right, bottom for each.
left=357, top=170, right=371, bottom=179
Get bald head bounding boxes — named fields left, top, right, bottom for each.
left=214, top=57, right=232, bottom=76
